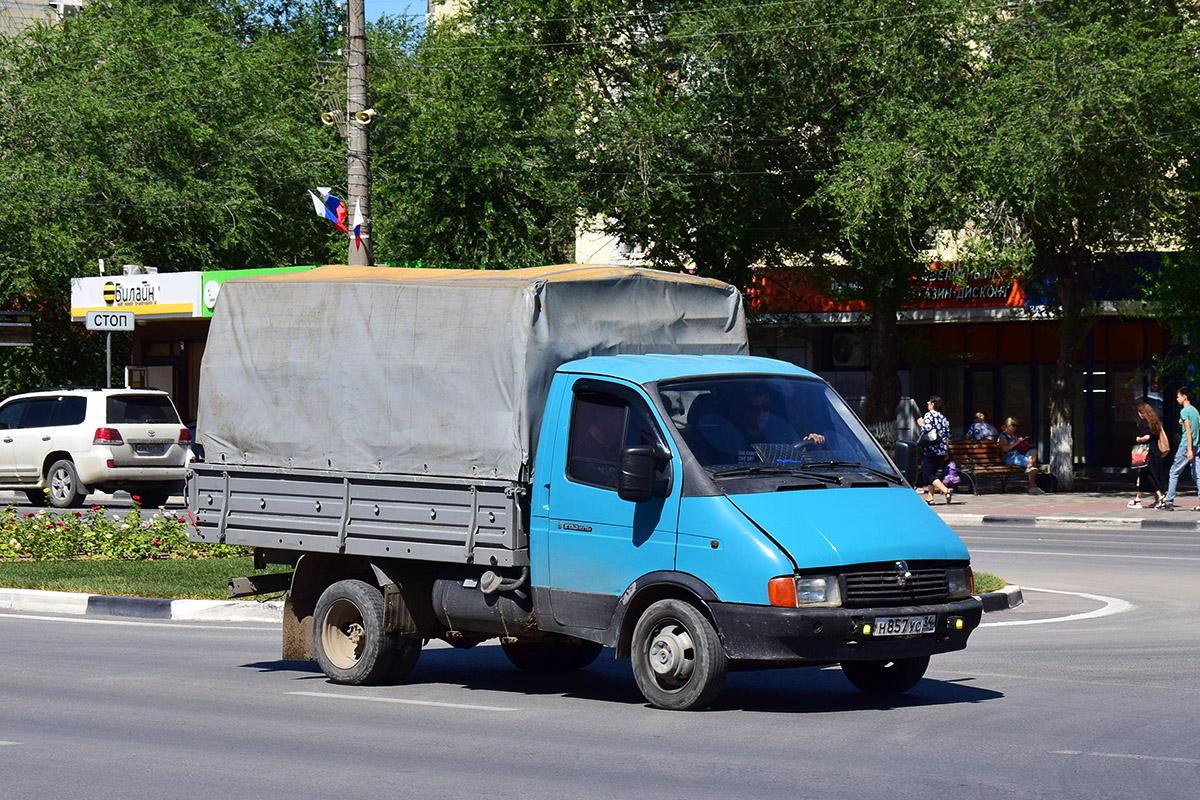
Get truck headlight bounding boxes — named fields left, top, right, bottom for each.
left=947, top=567, right=974, bottom=600
left=795, top=576, right=842, bottom=607
left=769, top=575, right=842, bottom=608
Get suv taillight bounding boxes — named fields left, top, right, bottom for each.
left=179, top=427, right=192, bottom=444
left=93, top=427, right=124, bottom=446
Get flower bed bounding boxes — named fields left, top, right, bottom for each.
left=1, top=502, right=245, bottom=561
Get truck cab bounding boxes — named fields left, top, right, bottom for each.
left=529, top=355, right=980, bottom=708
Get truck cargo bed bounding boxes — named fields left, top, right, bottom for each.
left=188, top=464, right=527, bottom=567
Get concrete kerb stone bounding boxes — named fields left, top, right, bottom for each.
left=977, top=584, right=1023, bottom=613
left=942, top=513, right=1200, bottom=532
left=0, top=588, right=283, bottom=623
left=3, top=587, right=1015, bottom=622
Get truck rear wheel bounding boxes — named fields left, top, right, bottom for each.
left=313, top=579, right=397, bottom=685
left=840, top=657, right=929, bottom=695
left=501, top=639, right=603, bottom=672
left=631, top=599, right=727, bottom=711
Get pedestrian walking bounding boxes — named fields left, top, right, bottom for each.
left=1158, top=387, right=1200, bottom=511
left=917, top=396, right=953, bottom=504
left=1130, top=402, right=1168, bottom=508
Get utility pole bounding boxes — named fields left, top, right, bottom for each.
left=346, top=0, right=372, bottom=265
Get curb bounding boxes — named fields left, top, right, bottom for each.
left=941, top=513, right=1200, bottom=531
left=977, top=584, right=1023, bottom=613
left=0, top=587, right=283, bottom=623
left=3, top=586, right=1017, bottom=621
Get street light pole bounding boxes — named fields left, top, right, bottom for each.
left=346, top=0, right=372, bottom=266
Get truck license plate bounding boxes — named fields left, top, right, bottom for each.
left=873, top=614, right=937, bottom=637
left=134, top=443, right=168, bottom=456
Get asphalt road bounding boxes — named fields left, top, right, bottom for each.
left=1, top=523, right=1197, bottom=799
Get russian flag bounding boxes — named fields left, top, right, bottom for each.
left=352, top=199, right=364, bottom=250
left=308, top=187, right=348, bottom=233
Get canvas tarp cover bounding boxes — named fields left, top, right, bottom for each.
left=197, top=265, right=747, bottom=481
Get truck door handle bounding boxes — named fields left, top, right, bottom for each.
left=2, top=437, right=11, bottom=443
left=42, top=436, right=52, bottom=441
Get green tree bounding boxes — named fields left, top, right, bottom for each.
left=367, top=2, right=584, bottom=267
left=956, top=0, right=1198, bottom=488
left=0, top=0, right=347, bottom=391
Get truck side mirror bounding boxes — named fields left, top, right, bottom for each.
left=618, top=446, right=656, bottom=502
left=894, top=440, right=920, bottom=487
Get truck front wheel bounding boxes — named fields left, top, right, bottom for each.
left=501, top=639, right=603, bottom=672
left=631, top=599, right=727, bottom=711
left=313, top=579, right=397, bottom=685
left=840, top=657, right=929, bottom=695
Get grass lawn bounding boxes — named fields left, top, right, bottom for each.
left=0, top=558, right=290, bottom=600
left=0, top=558, right=1006, bottom=601
left=974, top=571, right=1005, bottom=594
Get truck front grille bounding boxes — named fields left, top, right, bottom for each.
left=842, top=568, right=949, bottom=607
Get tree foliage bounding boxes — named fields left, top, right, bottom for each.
left=367, top=2, right=584, bottom=267
left=0, top=0, right=348, bottom=391
left=951, top=0, right=1200, bottom=487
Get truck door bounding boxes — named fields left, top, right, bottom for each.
left=546, top=379, right=679, bottom=630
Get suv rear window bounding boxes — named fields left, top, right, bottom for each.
left=107, top=394, right=180, bottom=424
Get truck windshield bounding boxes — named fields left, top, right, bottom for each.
left=657, top=375, right=897, bottom=479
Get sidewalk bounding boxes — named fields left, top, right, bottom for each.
left=930, top=473, right=1200, bottom=531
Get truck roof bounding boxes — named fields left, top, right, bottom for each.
left=559, top=354, right=819, bottom=385
left=198, top=264, right=748, bottom=481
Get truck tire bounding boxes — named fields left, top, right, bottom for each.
left=840, top=657, right=929, bottom=695
left=501, top=639, right=603, bottom=672
left=631, top=599, right=727, bottom=711
left=313, top=579, right=397, bottom=685
left=46, top=459, right=85, bottom=509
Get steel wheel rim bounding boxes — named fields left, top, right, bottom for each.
left=321, top=597, right=367, bottom=670
left=646, top=619, right=696, bottom=690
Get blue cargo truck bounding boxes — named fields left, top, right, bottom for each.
left=189, top=265, right=981, bottom=710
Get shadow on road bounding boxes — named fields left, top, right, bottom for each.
left=242, top=645, right=1004, bottom=712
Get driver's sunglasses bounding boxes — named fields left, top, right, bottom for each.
left=746, top=402, right=771, bottom=412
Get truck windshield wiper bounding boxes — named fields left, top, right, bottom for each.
left=798, top=461, right=904, bottom=485
left=711, top=466, right=842, bottom=484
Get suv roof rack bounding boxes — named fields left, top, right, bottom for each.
left=31, top=386, right=105, bottom=392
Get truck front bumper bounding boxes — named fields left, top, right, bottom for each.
left=710, top=596, right=983, bottom=663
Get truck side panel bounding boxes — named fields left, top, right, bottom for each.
left=190, top=464, right=527, bottom=567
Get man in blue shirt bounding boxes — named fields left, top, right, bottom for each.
left=1159, top=386, right=1200, bottom=511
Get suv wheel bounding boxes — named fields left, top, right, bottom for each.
left=46, top=459, right=85, bottom=509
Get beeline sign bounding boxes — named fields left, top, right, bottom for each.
left=103, top=279, right=158, bottom=305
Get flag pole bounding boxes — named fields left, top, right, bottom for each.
left=346, top=0, right=372, bottom=266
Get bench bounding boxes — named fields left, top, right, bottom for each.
left=946, top=439, right=1027, bottom=494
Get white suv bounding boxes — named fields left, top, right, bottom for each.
left=0, top=387, right=190, bottom=508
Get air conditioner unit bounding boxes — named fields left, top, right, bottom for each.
left=830, top=334, right=866, bottom=367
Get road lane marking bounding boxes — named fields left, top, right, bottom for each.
left=0, top=741, right=21, bottom=746
left=970, top=548, right=1200, bottom=562
left=287, top=690, right=519, bottom=713
left=980, top=586, right=1132, bottom=628
left=1053, top=750, right=1200, bottom=766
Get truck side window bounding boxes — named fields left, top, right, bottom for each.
left=567, top=393, right=627, bottom=490
left=568, top=390, right=670, bottom=491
